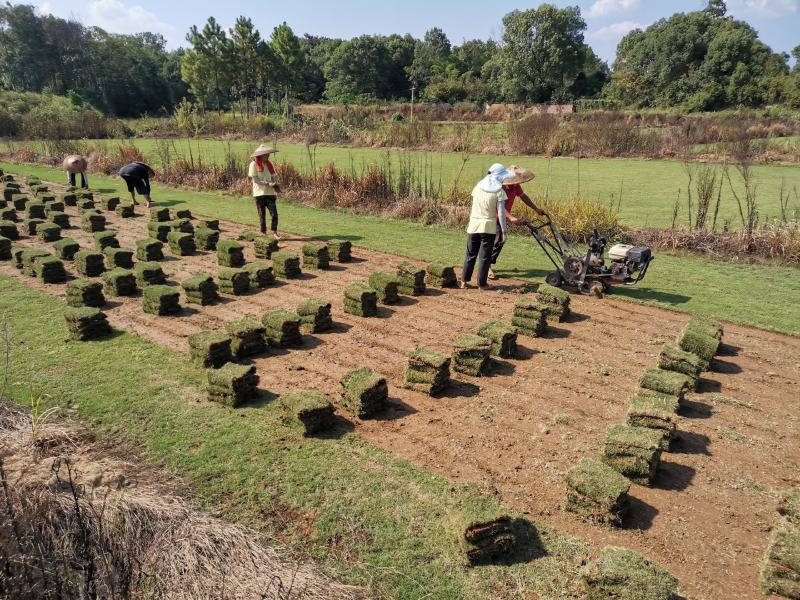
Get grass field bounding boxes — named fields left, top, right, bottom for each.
left=25, top=137, right=800, bottom=229
left=3, top=160, right=800, bottom=335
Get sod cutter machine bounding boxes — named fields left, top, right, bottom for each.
left=521, top=217, right=653, bottom=297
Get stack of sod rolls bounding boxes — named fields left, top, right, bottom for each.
left=136, top=238, right=164, bottom=261
left=37, top=222, right=61, bottom=242
left=253, top=235, right=279, bottom=259
left=397, top=262, right=426, bottom=296
left=188, top=331, right=232, bottom=368
left=74, top=251, right=106, bottom=277
left=302, top=242, right=330, bottom=269
left=282, top=390, right=335, bottom=435
left=12, top=194, right=28, bottom=211
left=61, top=191, right=77, bottom=206
left=452, top=334, right=492, bottom=376
left=142, top=285, right=180, bottom=316
left=167, top=231, right=195, bottom=256
left=536, top=283, right=571, bottom=322
left=626, top=390, right=679, bottom=449
left=175, top=209, right=192, bottom=219
left=217, top=240, right=245, bottom=267
left=368, top=272, right=400, bottom=304
left=53, top=238, right=79, bottom=261
left=224, top=318, right=266, bottom=358
left=45, top=200, right=64, bottom=211
left=512, top=298, right=547, bottom=337
left=218, top=267, right=250, bottom=295
left=297, top=298, right=333, bottom=333
left=340, top=367, right=388, bottom=418
left=194, top=227, right=219, bottom=251
left=94, top=231, right=118, bottom=251
left=33, top=256, right=66, bottom=283
left=0, top=221, right=17, bottom=239
left=66, top=280, right=104, bottom=307
left=64, top=307, right=112, bottom=341
left=272, top=251, right=302, bottom=278
left=262, top=309, right=302, bottom=347
left=461, top=517, right=516, bottom=564
left=77, top=198, right=95, bottom=210
left=80, top=212, right=105, bottom=233
left=678, top=315, right=722, bottom=364
left=133, top=261, right=166, bottom=287
left=0, top=236, right=10, bottom=260
left=405, top=347, right=450, bottom=395
left=327, top=239, right=352, bottom=262
left=200, top=218, right=219, bottom=230
left=25, top=201, right=46, bottom=219
left=425, top=262, right=457, bottom=288
left=116, top=203, right=134, bottom=218
left=761, top=489, right=800, bottom=598
left=150, top=207, right=170, bottom=222
left=477, top=321, right=517, bottom=359
left=565, top=460, right=631, bottom=526
left=169, top=218, right=193, bottom=234
left=21, top=219, right=44, bottom=235
left=103, top=247, right=134, bottom=269
left=11, top=247, right=25, bottom=269
left=100, top=196, right=120, bottom=211
left=148, top=221, right=170, bottom=242
left=602, top=425, right=664, bottom=485
left=206, top=363, right=259, bottom=407
left=0, top=207, right=15, bottom=223
left=182, top=273, right=218, bottom=305
left=343, top=282, right=378, bottom=317
left=76, top=190, right=93, bottom=201
left=48, top=211, right=70, bottom=229
left=583, top=547, right=679, bottom=600
left=658, top=346, right=706, bottom=387
left=20, top=249, right=50, bottom=276
left=243, top=262, right=275, bottom=288
left=639, top=368, right=694, bottom=400
left=102, top=268, right=137, bottom=297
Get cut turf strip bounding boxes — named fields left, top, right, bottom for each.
left=182, top=273, right=219, bottom=305
left=477, top=320, right=518, bottom=359
left=678, top=321, right=720, bottom=363
left=340, top=367, right=388, bottom=418
left=33, top=255, right=66, bottom=283
left=94, top=231, right=119, bottom=251
left=80, top=212, right=105, bottom=233
left=658, top=345, right=706, bottom=379
left=206, top=363, right=259, bottom=407
left=461, top=517, right=516, bottom=564
left=602, top=424, right=664, bottom=486
left=583, top=546, right=679, bottom=600
left=253, top=235, right=279, bottom=259
left=188, top=330, right=232, bottom=368
left=74, top=250, right=105, bottom=277
left=452, top=333, right=492, bottom=376
left=63, top=306, right=112, bottom=341
left=150, top=207, right=170, bottom=222
left=242, top=262, right=275, bottom=288
left=103, top=246, right=134, bottom=269
left=194, top=226, right=219, bottom=251
left=626, top=390, right=679, bottom=448
left=167, top=231, right=196, bottom=256
left=564, top=460, right=631, bottom=526
left=281, top=390, right=336, bottom=435
left=224, top=318, right=267, bottom=358
left=20, top=248, right=50, bottom=277
left=0, top=236, right=10, bottom=260
left=405, top=347, right=450, bottom=396
left=147, top=221, right=170, bottom=242
left=102, top=268, right=138, bottom=297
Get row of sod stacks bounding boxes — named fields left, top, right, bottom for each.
left=262, top=309, right=302, bottom=347
left=272, top=252, right=301, bottom=278
left=678, top=315, right=722, bottom=363
left=20, top=249, right=50, bottom=276
left=100, top=196, right=120, bottom=211
left=64, top=307, right=112, bottom=341
left=104, top=247, right=134, bottom=269
left=168, top=232, right=195, bottom=256
left=37, top=223, right=61, bottom=242
left=297, top=299, right=333, bottom=333
left=405, top=347, right=450, bottom=395
left=583, top=546, right=680, bottom=600
left=368, top=272, right=400, bottom=304
left=761, top=527, right=800, bottom=600
left=282, top=390, right=335, bottom=435
left=148, top=222, right=170, bottom=242
left=33, top=256, right=66, bottom=283
left=142, top=285, right=181, bottom=316
left=0, top=236, right=10, bottom=260
left=21, top=219, right=44, bottom=236
left=461, top=517, right=516, bottom=564
left=207, top=363, right=259, bottom=407
left=136, top=238, right=164, bottom=261
left=452, top=334, right=492, bottom=376
left=74, top=251, right=105, bottom=277
left=243, top=262, right=274, bottom=288
left=49, top=211, right=70, bottom=229
left=478, top=321, right=517, bottom=359
left=537, top=284, right=571, bottom=322
left=94, top=231, right=118, bottom=251
left=218, top=268, right=249, bottom=295
left=150, top=207, right=170, bottom=222
left=81, top=212, right=105, bottom=233
left=225, top=319, right=266, bottom=358
left=602, top=424, right=663, bottom=486
left=327, top=239, right=352, bottom=262
left=169, top=218, right=193, bottom=234
left=182, top=273, right=219, bottom=305
left=195, top=227, right=219, bottom=251
left=254, top=235, right=279, bottom=259
left=659, top=345, right=706, bottom=383
left=116, top=203, right=134, bottom=218
left=188, top=330, right=232, bottom=368
left=512, top=298, right=547, bottom=337
left=640, top=368, right=694, bottom=400
left=0, top=221, right=17, bottom=239
left=217, top=240, right=244, bottom=266
left=425, top=262, right=457, bottom=288
left=626, top=390, right=679, bottom=449
left=343, top=283, right=378, bottom=317
left=134, top=262, right=166, bottom=287
left=25, top=201, right=45, bottom=219
left=66, top=280, right=104, bottom=307
left=103, top=268, right=137, bottom=297
left=302, top=242, right=330, bottom=269
left=397, top=262, right=425, bottom=296
left=340, top=368, right=388, bottom=418
left=565, top=460, right=631, bottom=526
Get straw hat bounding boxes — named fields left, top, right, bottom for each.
left=63, top=154, right=88, bottom=173
left=250, top=144, right=279, bottom=158
left=504, top=165, right=535, bottom=185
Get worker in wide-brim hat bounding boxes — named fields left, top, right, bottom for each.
left=63, top=154, right=89, bottom=189
left=488, top=165, right=547, bottom=280
left=118, top=161, right=156, bottom=208
left=247, top=144, right=282, bottom=238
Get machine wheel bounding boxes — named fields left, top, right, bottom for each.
left=545, top=270, right=563, bottom=287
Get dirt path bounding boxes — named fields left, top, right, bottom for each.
left=4, top=180, right=799, bottom=599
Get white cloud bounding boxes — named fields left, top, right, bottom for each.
left=728, top=0, right=799, bottom=18
left=588, top=20, right=645, bottom=42
left=86, top=0, right=175, bottom=36
left=586, top=0, right=641, bottom=19
left=36, top=2, right=54, bottom=16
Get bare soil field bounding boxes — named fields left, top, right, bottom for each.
left=4, top=178, right=800, bottom=600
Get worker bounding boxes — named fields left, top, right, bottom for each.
left=459, top=163, right=510, bottom=291
left=488, top=165, right=547, bottom=280
left=63, top=154, right=89, bottom=189
left=118, top=162, right=155, bottom=208
left=247, top=144, right=282, bottom=238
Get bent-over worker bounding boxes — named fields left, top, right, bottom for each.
left=118, top=162, right=155, bottom=208
left=63, top=154, right=89, bottom=189
left=247, top=144, right=282, bottom=238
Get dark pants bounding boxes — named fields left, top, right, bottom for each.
left=462, top=233, right=496, bottom=287
left=68, top=172, right=89, bottom=188
left=491, top=234, right=505, bottom=265
left=255, top=195, right=278, bottom=233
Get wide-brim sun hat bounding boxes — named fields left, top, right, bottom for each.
left=504, top=165, right=535, bottom=185
left=63, top=154, right=88, bottom=173
left=478, top=163, right=512, bottom=193
left=250, top=144, right=279, bottom=158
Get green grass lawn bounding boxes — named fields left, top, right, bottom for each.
left=4, top=160, right=800, bottom=335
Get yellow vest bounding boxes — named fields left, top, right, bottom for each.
left=466, top=185, right=505, bottom=234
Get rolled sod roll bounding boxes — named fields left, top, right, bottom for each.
left=100, top=196, right=120, bottom=211
left=150, top=207, right=171, bottom=222
left=74, top=250, right=106, bottom=277
left=477, top=320, right=517, bottom=359
left=243, top=262, right=275, bottom=288
left=301, top=242, right=330, bottom=269
left=175, top=209, right=192, bottom=219
left=0, top=221, right=18, bottom=240
left=21, top=218, right=44, bottom=236
left=136, top=238, right=164, bottom=261
left=102, top=268, right=137, bottom=297
left=368, top=272, right=401, bottom=304
left=327, top=239, right=352, bottom=262
left=168, top=218, right=194, bottom=234
left=115, top=203, right=134, bottom=218
left=340, top=367, right=388, bottom=418
left=0, top=236, right=10, bottom=261
left=20, top=248, right=50, bottom=276
left=81, top=211, right=107, bottom=234
left=272, top=251, right=301, bottom=278
left=188, top=330, right=232, bottom=368
left=397, top=262, right=426, bottom=296
left=565, top=460, right=631, bottom=526
left=343, top=282, right=378, bottom=317
left=66, top=279, right=105, bottom=308
left=148, top=221, right=171, bottom=242
left=33, top=255, right=66, bottom=283
left=659, top=345, right=706, bottom=379
left=103, top=246, right=134, bottom=269
left=583, top=546, right=679, bottom=600
left=678, top=323, right=720, bottom=363
left=253, top=234, right=279, bottom=259
left=37, top=222, right=61, bottom=242
left=25, top=201, right=46, bottom=220
left=225, top=318, right=267, bottom=358
left=0, top=208, right=15, bottom=222
left=425, top=262, right=457, bottom=288
left=639, top=368, right=693, bottom=400
left=297, top=298, right=333, bottom=333
left=200, top=218, right=219, bottom=230
left=626, top=390, right=679, bottom=447
left=760, top=526, right=800, bottom=599
left=53, top=238, right=79, bottom=260
left=262, top=309, right=302, bottom=347
left=47, top=211, right=70, bottom=229
left=217, top=239, right=245, bottom=267
left=461, top=517, right=516, bottom=564
left=218, top=267, right=250, bottom=295
left=206, top=363, right=259, bottom=407
left=602, top=424, right=664, bottom=485
left=64, top=307, right=112, bottom=341
left=194, top=226, right=219, bottom=251
left=142, top=285, right=181, bottom=316
left=405, top=347, right=450, bottom=396
left=181, top=273, right=219, bottom=305
left=167, top=231, right=196, bottom=256
left=452, top=333, right=492, bottom=376
left=282, top=390, right=335, bottom=435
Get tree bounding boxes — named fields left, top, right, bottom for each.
left=705, top=0, right=727, bottom=19
left=182, top=17, right=233, bottom=111
left=271, top=23, right=305, bottom=113
left=407, top=28, right=451, bottom=89
left=0, top=4, right=52, bottom=91
left=324, top=35, right=390, bottom=102
left=229, top=17, right=263, bottom=116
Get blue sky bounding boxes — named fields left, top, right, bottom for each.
left=34, top=0, right=799, bottom=64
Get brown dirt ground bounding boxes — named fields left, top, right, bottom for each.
left=4, top=180, right=800, bottom=600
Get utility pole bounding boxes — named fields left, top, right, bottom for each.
left=410, top=85, right=416, bottom=124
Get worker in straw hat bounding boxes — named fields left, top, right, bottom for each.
left=488, top=165, right=547, bottom=280
left=118, top=161, right=156, bottom=208
left=63, top=154, right=89, bottom=189
left=247, top=144, right=282, bottom=238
